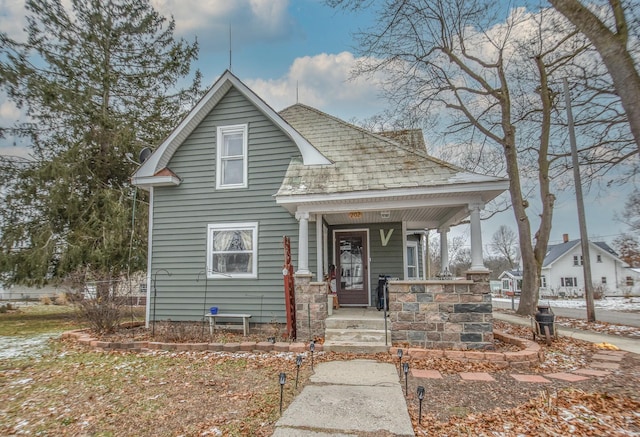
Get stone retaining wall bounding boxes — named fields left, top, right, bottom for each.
left=389, top=330, right=544, bottom=369
left=389, top=271, right=493, bottom=350
left=63, top=330, right=543, bottom=368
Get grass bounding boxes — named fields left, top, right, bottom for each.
left=0, top=303, right=145, bottom=336
left=0, top=304, right=84, bottom=336
left=0, top=304, right=308, bottom=436
left=1, top=343, right=308, bottom=436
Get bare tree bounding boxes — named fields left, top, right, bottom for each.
left=490, top=225, right=520, bottom=269
left=548, top=0, right=640, bottom=150
left=328, top=1, right=579, bottom=314
left=617, top=190, right=640, bottom=232
left=613, top=233, right=640, bottom=268
left=329, top=0, right=636, bottom=314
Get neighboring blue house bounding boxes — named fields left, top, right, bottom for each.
left=132, top=70, right=508, bottom=326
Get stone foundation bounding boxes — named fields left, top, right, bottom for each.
left=389, top=270, right=493, bottom=350
left=294, top=274, right=328, bottom=342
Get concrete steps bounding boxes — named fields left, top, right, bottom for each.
left=323, top=308, right=390, bottom=354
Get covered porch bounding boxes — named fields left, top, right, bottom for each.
left=279, top=184, right=507, bottom=349
left=280, top=183, right=506, bottom=307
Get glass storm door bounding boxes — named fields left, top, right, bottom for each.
left=335, top=231, right=369, bottom=305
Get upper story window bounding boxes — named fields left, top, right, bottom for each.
left=207, top=222, right=258, bottom=279
left=596, top=254, right=602, bottom=263
left=216, top=124, right=248, bottom=189
left=573, top=255, right=583, bottom=266
left=540, top=275, right=547, bottom=288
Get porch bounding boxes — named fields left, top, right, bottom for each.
left=295, top=274, right=493, bottom=351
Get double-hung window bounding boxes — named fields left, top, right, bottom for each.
left=216, top=124, right=248, bottom=189
left=207, top=223, right=258, bottom=278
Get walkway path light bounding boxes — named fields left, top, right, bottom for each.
left=310, top=341, right=315, bottom=371
left=397, top=349, right=403, bottom=376
left=295, top=355, right=303, bottom=389
left=417, top=385, right=425, bottom=424
left=403, top=362, right=409, bottom=396
left=279, top=372, right=287, bottom=415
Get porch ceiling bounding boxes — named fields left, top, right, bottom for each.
left=278, top=185, right=507, bottom=230
left=320, top=206, right=467, bottom=228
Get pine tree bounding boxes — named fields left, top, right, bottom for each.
left=0, top=0, right=203, bottom=289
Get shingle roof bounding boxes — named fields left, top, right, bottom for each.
left=276, top=104, right=505, bottom=196
left=542, top=240, right=619, bottom=267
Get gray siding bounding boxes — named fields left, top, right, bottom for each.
left=151, top=87, right=316, bottom=323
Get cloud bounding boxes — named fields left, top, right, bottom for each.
left=0, top=0, right=27, bottom=41
left=245, top=51, right=388, bottom=119
left=151, top=0, right=296, bottom=50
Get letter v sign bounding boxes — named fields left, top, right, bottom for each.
left=380, top=229, right=394, bottom=246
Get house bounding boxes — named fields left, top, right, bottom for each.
left=131, top=70, right=508, bottom=327
left=539, top=234, right=634, bottom=297
left=498, top=270, right=522, bottom=296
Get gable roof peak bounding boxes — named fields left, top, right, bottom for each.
left=132, top=72, right=330, bottom=188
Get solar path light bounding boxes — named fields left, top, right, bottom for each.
left=309, top=340, right=315, bottom=371
left=295, top=355, right=303, bottom=389
left=403, top=362, right=409, bottom=396
left=279, top=372, right=287, bottom=415
left=417, top=385, right=425, bottom=424
left=397, top=348, right=403, bottom=375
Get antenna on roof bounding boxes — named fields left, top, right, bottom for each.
left=229, top=26, right=232, bottom=71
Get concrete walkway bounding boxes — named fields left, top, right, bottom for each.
left=493, top=311, right=640, bottom=354
left=272, top=359, right=414, bottom=436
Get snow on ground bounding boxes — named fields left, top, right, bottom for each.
left=0, top=333, right=58, bottom=360
left=493, top=296, right=640, bottom=311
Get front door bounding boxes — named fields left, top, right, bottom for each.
left=335, top=231, right=369, bottom=305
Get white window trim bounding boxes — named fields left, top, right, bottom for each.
left=216, top=124, right=248, bottom=189
left=406, top=240, right=419, bottom=279
left=207, top=222, right=258, bottom=279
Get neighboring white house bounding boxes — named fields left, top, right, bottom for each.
left=498, top=235, right=639, bottom=297
left=0, top=283, right=63, bottom=301
left=539, top=235, right=635, bottom=297
left=498, top=270, right=523, bottom=296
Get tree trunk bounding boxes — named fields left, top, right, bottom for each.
left=549, top=0, right=640, bottom=151
left=503, top=138, right=540, bottom=316
left=533, top=55, right=555, bottom=296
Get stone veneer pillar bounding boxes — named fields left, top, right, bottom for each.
left=388, top=270, right=493, bottom=350
left=294, top=273, right=328, bottom=342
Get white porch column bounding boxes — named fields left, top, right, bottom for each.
left=438, top=226, right=449, bottom=275
left=421, top=232, right=428, bottom=280
left=469, top=203, right=488, bottom=271
left=316, top=214, right=323, bottom=282
left=295, top=211, right=311, bottom=275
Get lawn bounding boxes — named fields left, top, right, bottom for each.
left=0, top=304, right=309, bottom=436
left=1, top=305, right=639, bottom=436
left=0, top=344, right=306, bottom=436
left=0, top=304, right=84, bottom=336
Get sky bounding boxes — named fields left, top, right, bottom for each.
left=0, top=0, right=635, bottom=251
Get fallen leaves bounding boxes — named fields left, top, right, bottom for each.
left=594, top=342, right=621, bottom=351
left=411, top=389, right=640, bottom=436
